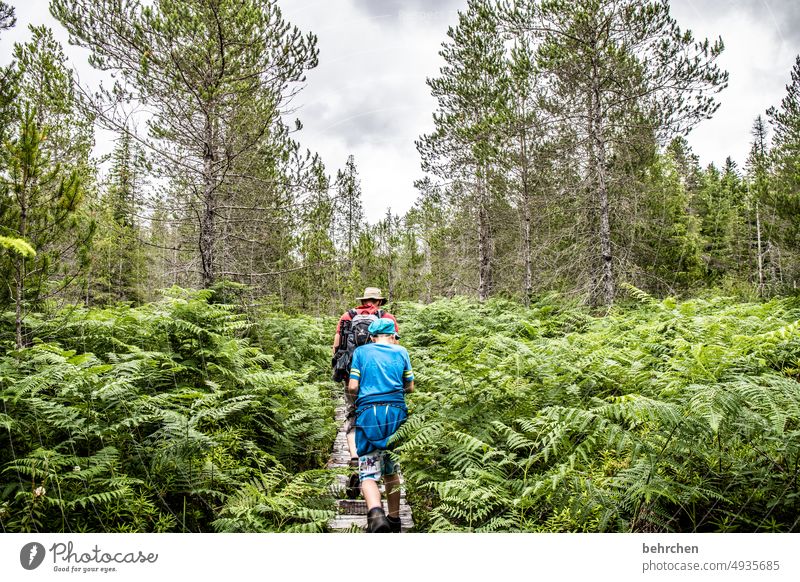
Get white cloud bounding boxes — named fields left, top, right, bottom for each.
left=281, top=0, right=460, bottom=221
left=286, top=0, right=800, bottom=220
left=670, top=0, right=799, bottom=170
left=3, top=0, right=798, bottom=220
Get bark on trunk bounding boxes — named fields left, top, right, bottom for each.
left=200, top=199, right=216, bottom=288
left=387, top=254, right=394, bottom=303
left=770, top=242, right=782, bottom=285
left=423, top=236, right=432, bottom=303
left=523, top=204, right=532, bottom=305
left=597, top=142, right=613, bottom=306
left=755, top=200, right=764, bottom=296
left=15, top=269, right=23, bottom=350
left=478, top=167, right=492, bottom=302
left=520, top=133, right=533, bottom=306
left=589, top=63, right=614, bottom=306
left=15, top=197, right=28, bottom=349
left=200, top=115, right=217, bottom=288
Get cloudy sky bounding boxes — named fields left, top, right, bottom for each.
left=2, top=0, right=799, bottom=221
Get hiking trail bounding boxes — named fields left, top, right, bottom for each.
left=327, top=389, right=414, bottom=532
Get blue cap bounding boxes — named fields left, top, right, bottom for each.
left=368, top=317, right=397, bottom=336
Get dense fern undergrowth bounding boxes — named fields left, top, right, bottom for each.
left=3, top=288, right=800, bottom=533
left=0, top=288, right=337, bottom=532
left=393, top=292, right=800, bottom=532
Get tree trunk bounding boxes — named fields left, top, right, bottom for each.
left=755, top=200, right=764, bottom=296
left=423, top=236, right=432, bottom=303
left=589, top=63, right=614, bottom=306
left=15, top=194, right=28, bottom=350
left=200, top=199, right=216, bottom=288
left=386, top=211, right=394, bottom=301
left=523, top=204, right=532, bottom=305
left=15, top=268, right=24, bottom=350
left=200, top=115, right=217, bottom=288
left=478, top=167, right=492, bottom=301
left=771, top=242, right=782, bottom=285
left=597, top=142, right=613, bottom=306
left=347, top=190, right=354, bottom=259
left=520, top=132, right=533, bottom=306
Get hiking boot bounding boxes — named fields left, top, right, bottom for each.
left=387, top=515, right=402, bottom=533
left=346, top=472, right=360, bottom=500
left=367, top=507, right=391, bottom=533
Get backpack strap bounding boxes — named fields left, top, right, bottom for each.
left=337, top=310, right=358, bottom=352
left=377, top=309, right=385, bottom=318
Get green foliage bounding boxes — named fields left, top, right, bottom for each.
left=51, top=0, right=319, bottom=291
left=767, top=55, right=800, bottom=230
left=394, top=295, right=800, bottom=532
left=0, top=235, right=35, bottom=258
left=0, top=288, right=336, bottom=532
left=0, top=27, right=95, bottom=347
left=85, top=131, right=148, bottom=305
left=213, top=467, right=334, bottom=533
left=633, top=150, right=704, bottom=292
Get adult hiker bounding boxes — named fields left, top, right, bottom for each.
left=331, top=287, right=399, bottom=498
left=347, top=317, right=413, bottom=533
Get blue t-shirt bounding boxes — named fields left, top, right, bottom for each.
left=350, top=343, right=414, bottom=408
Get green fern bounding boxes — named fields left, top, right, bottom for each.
left=0, top=288, right=337, bottom=532
left=393, top=296, right=800, bottom=532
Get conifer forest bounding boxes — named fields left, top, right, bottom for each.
left=2, top=0, right=800, bottom=533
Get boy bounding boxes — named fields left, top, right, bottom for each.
left=347, top=318, right=414, bottom=533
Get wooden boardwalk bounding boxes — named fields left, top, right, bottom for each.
left=327, top=391, right=414, bottom=532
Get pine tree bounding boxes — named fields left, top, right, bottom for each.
left=89, top=131, right=149, bottom=304
left=333, top=154, right=364, bottom=259
left=374, top=208, right=406, bottom=302
left=0, top=108, right=91, bottom=348
left=746, top=116, right=778, bottom=294
left=511, top=0, right=728, bottom=305
left=0, top=28, right=94, bottom=348
left=0, top=1, right=13, bottom=30
left=766, top=55, right=800, bottom=287
left=633, top=150, right=703, bottom=293
left=408, top=178, right=448, bottom=302
left=296, top=154, right=337, bottom=312
left=0, top=1, right=17, bottom=142
left=146, top=194, right=179, bottom=294
left=393, top=212, right=425, bottom=302
left=694, top=159, right=746, bottom=285
left=504, top=34, right=547, bottom=304
left=51, top=0, right=318, bottom=288
left=417, top=0, right=510, bottom=301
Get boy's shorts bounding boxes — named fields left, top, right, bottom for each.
left=358, top=450, right=398, bottom=482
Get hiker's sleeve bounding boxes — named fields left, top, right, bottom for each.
left=402, top=348, right=414, bottom=383
left=349, top=347, right=362, bottom=381
left=390, top=314, right=399, bottom=333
